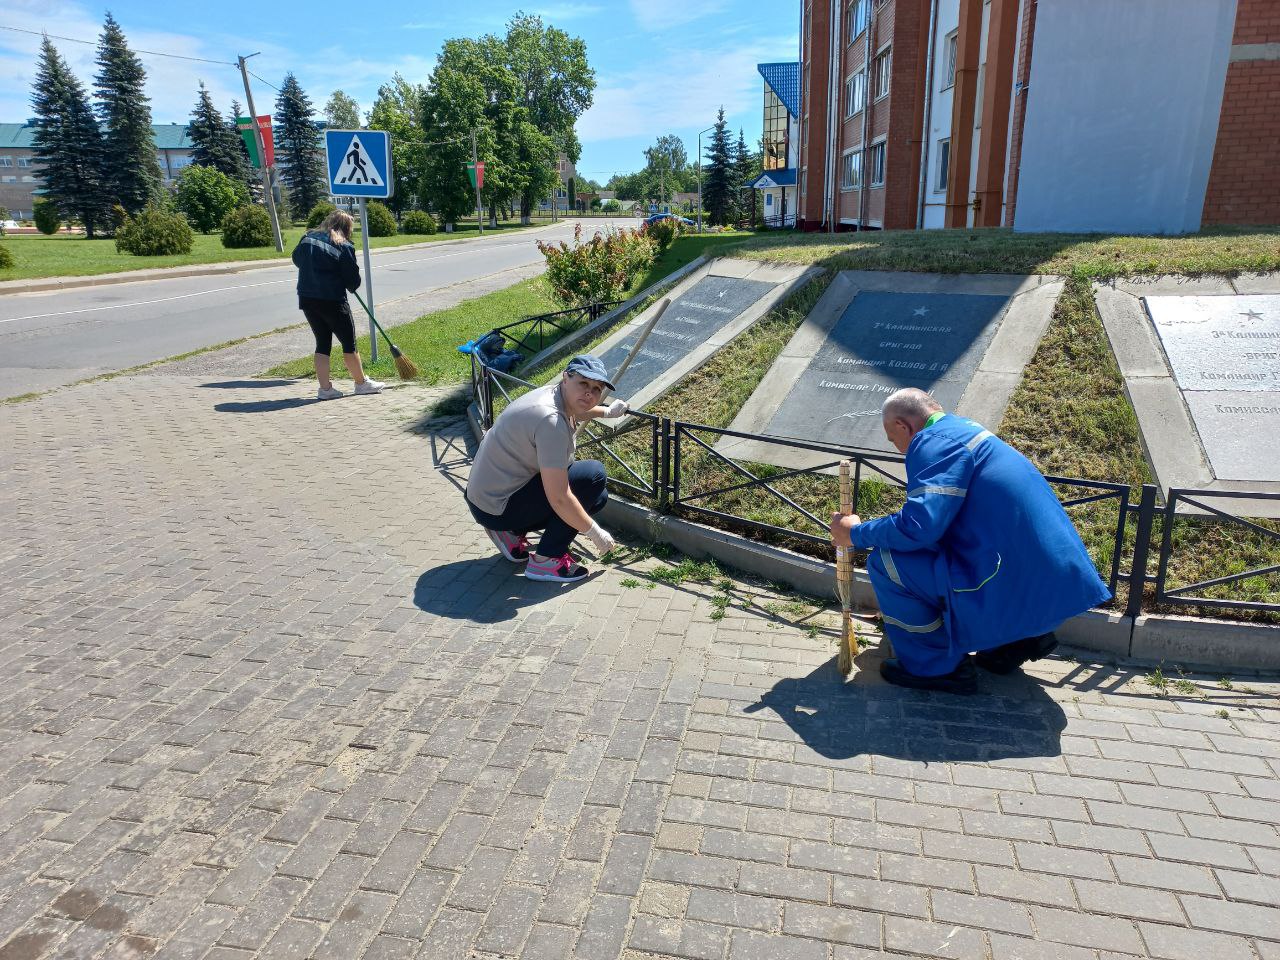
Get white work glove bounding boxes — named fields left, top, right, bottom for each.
left=585, top=521, right=616, bottom=554
left=604, top=398, right=629, bottom=418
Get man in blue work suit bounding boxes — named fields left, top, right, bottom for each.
left=830, top=388, right=1111, bottom=694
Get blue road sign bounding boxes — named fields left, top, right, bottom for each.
left=325, top=129, right=393, bottom=199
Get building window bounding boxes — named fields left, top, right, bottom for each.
left=848, top=0, right=869, bottom=39
left=873, top=48, right=892, bottom=100
left=762, top=85, right=789, bottom=170
left=1, top=176, right=15, bottom=184
left=936, top=139, right=950, bottom=192
left=0, top=157, right=12, bottom=167
left=943, top=32, right=958, bottom=89
left=16, top=158, right=31, bottom=168
left=765, top=193, right=773, bottom=208
left=20, top=175, right=35, bottom=183
left=841, top=151, right=861, bottom=190
left=845, top=71, right=866, bottom=118
left=870, top=141, right=886, bottom=186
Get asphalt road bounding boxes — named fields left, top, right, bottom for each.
left=0, top=217, right=631, bottom=399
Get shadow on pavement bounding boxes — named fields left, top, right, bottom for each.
left=200, top=380, right=299, bottom=389
left=215, top=398, right=318, bottom=413
left=414, top=559, right=599, bottom=624
left=744, top=648, right=1066, bottom=763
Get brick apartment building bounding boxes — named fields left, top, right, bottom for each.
left=798, top=0, right=1279, bottom=234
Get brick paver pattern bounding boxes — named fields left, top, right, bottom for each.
left=1, top=375, right=1278, bottom=960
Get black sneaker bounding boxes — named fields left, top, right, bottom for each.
left=879, top=657, right=978, bottom=695
left=975, top=632, right=1059, bottom=675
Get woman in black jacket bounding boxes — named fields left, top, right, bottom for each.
left=291, top=210, right=384, bottom=400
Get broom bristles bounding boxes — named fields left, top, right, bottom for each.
left=393, top=352, right=419, bottom=380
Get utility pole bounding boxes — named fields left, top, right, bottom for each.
left=470, top=128, right=483, bottom=235
left=237, top=54, right=283, bottom=252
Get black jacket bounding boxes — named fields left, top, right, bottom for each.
left=292, top=230, right=360, bottom=301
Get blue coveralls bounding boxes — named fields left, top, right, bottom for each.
left=851, top=415, right=1111, bottom=677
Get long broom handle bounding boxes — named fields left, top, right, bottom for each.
left=837, top=460, right=855, bottom=673
left=606, top=298, right=670, bottom=399
left=350, top=290, right=395, bottom=350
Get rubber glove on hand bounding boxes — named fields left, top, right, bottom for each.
left=585, top=521, right=616, bottom=554
left=604, top=398, right=629, bottom=418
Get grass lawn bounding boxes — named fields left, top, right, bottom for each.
left=561, top=228, right=1280, bottom=621
left=0, top=221, right=541, bottom=281
left=732, top=225, right=1280, bottom=279
left=262, top=230, right=753, bottom=386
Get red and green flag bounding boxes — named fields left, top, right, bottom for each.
left=236, top=116, right=275, bottom=169
left=466, top=161, right=485, bottom=191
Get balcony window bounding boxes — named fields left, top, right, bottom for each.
left=936, top=139, right=950, bottom=192
left=873, top=49, right=892, bottom=100
left=943, top=32, right=958, bottom=89
left=845, top=71, right=866, bottom=118
left=870, top=141, right=886, bottom=186
left=841, top=151, right=861, bottom=190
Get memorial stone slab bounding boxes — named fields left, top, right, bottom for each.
left=599, top=275, right=777, bottom=398
left=765, top=290, right=1011, bottom=452
left=1145, top=294, right=1280, bottom=482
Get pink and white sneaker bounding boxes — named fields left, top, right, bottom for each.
left=524, top=552, right=589, bottom=582
left=486, top=529, right=531, bottom=562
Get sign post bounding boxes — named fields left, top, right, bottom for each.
left=325, top=129, right=393, bottom=363
left=468, top=129, right=484, bottom=235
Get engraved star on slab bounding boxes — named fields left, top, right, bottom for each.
left=912, top=306, right=930, bottom=317
left=1240, top=310, right=1264, bottom=321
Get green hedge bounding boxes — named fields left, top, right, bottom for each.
left=115, top=208, right=194, bottom=256
left=221, top=205, right=274, bottom=248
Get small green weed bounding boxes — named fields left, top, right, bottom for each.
left=1217, top=677, right=1233, bottom=690
left=620, top=578, right=642, bottom=589
left=1144, top=667, right=1170, bottom=694
left=1215, top=709, right=1230, bottom=719
left=1172, top=679, right=1198, bottom=696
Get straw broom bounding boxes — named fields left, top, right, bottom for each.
left=351, top=291, right=420, bottom=380
left=835, top=460, right=857, bottom=675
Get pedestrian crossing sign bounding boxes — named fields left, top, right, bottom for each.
left=325, top=129, right=393, bottom=199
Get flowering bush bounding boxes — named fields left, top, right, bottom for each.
left=641, top=215, right=681, bottom=253
left=537, top=224, right=655, bottom=309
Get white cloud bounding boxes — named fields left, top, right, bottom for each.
left=578, top=34, right=798, bottom=144
left=628, top=0, right=730, bottom=32
left=531, top=3, right=604, bottom=20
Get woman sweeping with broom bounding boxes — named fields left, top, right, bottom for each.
left=292, top=210, right=385, bottom=400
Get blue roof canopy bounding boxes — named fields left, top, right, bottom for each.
left=757, top=62, right=800, bottom=119
left=746, top=168, right=797, bottom=189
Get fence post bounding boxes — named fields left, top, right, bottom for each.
left=658, top=418, right=672, bottom=512
left=1125, top=483, right=1158, bottom=619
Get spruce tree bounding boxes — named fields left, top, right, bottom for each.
left=30, top=36, right=111, bottom=238
left=733, top=128, right=755, bottom=222
left=701, top=108, right=733, bottom=226
left=94, top=13, right=163, bottom=213
left=274, top=74, right=326, bottom=216
left=189, top=83, right=251, bottom=185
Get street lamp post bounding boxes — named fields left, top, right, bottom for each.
left=696, top=124, right=715, bottom=234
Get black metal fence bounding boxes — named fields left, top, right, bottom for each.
left=469, top=363, right=1280, bottom=617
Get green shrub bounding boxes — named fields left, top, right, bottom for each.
left=642, top=216, right=681, bottom=253
left=115, top=207, right=194, bottom=256
left=0, top=244, right=13, bottom=270
left=365, top=201, right=397, bottom=237
left=220, top=205, right=274, bottom=248
left=108, top=204, right=129, bottom=233
left=33, top=198, right=60, bottom=235
left=175, top=164, right=248, bottom=233
left=536, top=224, right=655, bottom=309
left=601, top=199, right=621, bottom=213
left=306, top=201, right=336, bottom=228
left=401, top=210, right=437, bottom=235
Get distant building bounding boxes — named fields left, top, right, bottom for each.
left=746, top=62, right=801, bottom=227
left=798, top=0, right=1278, bottom=234
left=0, top=121, right=196, bottom=219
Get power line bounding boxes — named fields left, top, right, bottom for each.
left=0, top=24, right=236, bottom=65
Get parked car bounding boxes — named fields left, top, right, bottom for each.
left=643, top=213, right=694, bottom=227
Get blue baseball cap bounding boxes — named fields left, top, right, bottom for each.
left=564, top=354, right=615, bottom=390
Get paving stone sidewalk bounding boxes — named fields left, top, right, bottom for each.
left=1, top=374, right=1277, bottom=960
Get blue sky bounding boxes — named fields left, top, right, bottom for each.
left=2, top=0, right=799, bottom=182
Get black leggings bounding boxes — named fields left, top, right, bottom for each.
left=300, top=296, right=357, bottom=354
